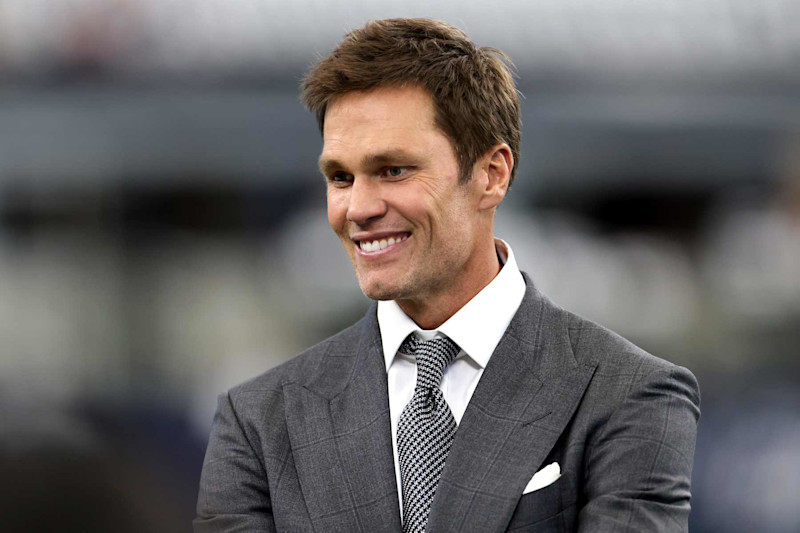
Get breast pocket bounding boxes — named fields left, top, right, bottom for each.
left=506, top=475, right=576, bottom=532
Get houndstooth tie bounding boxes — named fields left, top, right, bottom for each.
left=397, top=334, right=461, bottom=533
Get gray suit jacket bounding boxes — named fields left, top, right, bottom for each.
left=196, top=275, right=700, bottom=532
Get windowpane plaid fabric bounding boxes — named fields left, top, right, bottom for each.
left=397, top=335, right=460, bottom=533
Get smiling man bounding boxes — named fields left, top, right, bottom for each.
left=196, top=19, right=700, bottom=533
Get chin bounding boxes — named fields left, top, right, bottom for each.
left=357, top=275, right=404, bottom=302
left=359, top=285, right=399, bottom=302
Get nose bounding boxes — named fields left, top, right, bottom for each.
left=346, top=177, right=387, bottom=225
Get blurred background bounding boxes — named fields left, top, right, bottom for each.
left=0, top=0, right=799, bottom=531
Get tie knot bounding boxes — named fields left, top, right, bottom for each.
left=399, top=335, right=460, bottom=390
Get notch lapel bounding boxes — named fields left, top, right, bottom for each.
left=284, top=307, right=402, bottom=532
left=427, top=277, right=598, bottom=532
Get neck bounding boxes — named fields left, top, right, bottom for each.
left=396, top=239, right=501, bottom=330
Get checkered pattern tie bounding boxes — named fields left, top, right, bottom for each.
left=397, top=334, right=461, bottom=533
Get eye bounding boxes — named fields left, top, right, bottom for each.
left=329, top=172, right=353, bottom=184
left=385, top=167, right=407, bottom=178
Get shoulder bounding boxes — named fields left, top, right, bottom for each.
left=566, top=308, right=685, bottom=376
left=227, top=313, right=370, bottom=406
left=526, top=284, right=699, bottom=403
left=557, top=302, right=700, bottom=413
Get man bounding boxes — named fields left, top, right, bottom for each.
left=196, top=19, right=700, bottom=532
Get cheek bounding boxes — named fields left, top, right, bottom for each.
left=326, top=192, right=347, bottom=231
left=432, top=197, right=465, bottom=231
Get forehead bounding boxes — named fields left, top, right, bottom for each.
left=321, top=85, right=442, bottom=156
left=326, top=84, right=436, bottom=126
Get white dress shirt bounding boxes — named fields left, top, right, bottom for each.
left=377, top=238, right=526, bottom=514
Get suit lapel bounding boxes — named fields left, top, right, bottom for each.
left=284, top=306, right=402, bottom=532
left=427, top=276, right=598, bottom=532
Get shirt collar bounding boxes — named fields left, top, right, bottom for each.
left=378, top=238, right=526, bottom=371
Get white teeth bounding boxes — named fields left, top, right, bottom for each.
left=359, top=234, right=407, bottom=252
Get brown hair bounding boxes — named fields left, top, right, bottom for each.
left=300, top=18, right=521, bottom=185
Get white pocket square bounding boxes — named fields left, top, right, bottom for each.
left=522, top=462, right=561, bottom=494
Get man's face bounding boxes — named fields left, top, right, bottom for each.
left=320, top=85, right=488, bottom=309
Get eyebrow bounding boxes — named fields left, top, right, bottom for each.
left=318, top=149, right=416, bottom=176
left=318, top=157, right=341, bottom=177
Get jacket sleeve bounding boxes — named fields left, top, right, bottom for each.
left=194, top=391, right=276, bottom=533
left=578, top=365, right=701, bottom=532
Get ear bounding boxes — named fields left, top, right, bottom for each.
left=475, top=143, right=513, bottom=211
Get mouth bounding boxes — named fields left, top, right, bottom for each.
left=354, top=233, right=410, bottom=254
